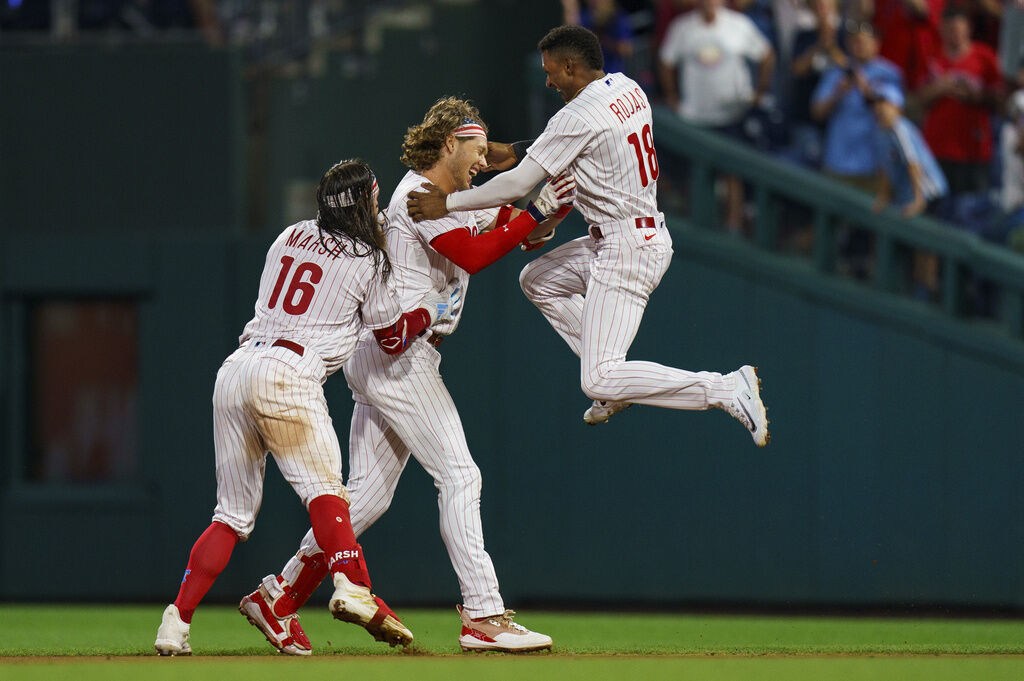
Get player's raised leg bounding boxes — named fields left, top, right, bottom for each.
left=520, top=237, right=632, bottom=425
left=577, top=240, right=769, bottom=444
left=519, top=236, right=594, bottom=357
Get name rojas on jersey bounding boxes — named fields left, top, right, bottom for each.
left=528, top=73, right=659, bottom=225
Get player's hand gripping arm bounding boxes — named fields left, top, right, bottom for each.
left=407, top=157, right=549, bottom=222
left=372, top=281, right=463, bottom=355
left=427, top=174, right=576, bottom=274
left=521, top=174, right=576, bottom=251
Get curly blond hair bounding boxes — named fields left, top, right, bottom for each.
left=401, top=97, right=488, bottom=172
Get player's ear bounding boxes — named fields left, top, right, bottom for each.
left=444, top=134, right=456, bottom=154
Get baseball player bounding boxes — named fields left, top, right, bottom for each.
left=154, top=159, right=464, bottom=656
left=236, top=98, right=574, bottom=655
left=408, top=26, right=770, bottom=445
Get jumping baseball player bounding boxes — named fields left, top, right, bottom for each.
left=236, top=98, right=574, bottom=655
left=154, top=159, right=464, bottom=656
left=407, top=26, right=769, bottom=445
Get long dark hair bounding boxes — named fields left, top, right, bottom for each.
left=315, top=159, right=392, bottom=282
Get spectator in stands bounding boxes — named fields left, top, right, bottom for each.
left=654, top=0, right=694, bottom=52
left=918, top=6, right=1003, bottom=198
left=578, top=0, right=635, bottom=75
left=869, top=83, right=948, bottom=298
left=1002, top=66, right=1024, bottom=216
left=734, top=0, right=777, bottom=45
left=811, top=22, right=902, bottom=192
left=788, top=0, right=847, bottom=166
left=872, top=0, right=944, bottom=90
left=998, top=66, right=1024, bottom=251
left=658, top=0, right=776, bottom=232
left=948, top=0, right=1003, bottom=50
left=871, top=84, right=948, bottom=218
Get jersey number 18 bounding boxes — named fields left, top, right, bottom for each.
left=626, top=123, right=659, bottom=188
left=268, top=256, right=322, bottom=315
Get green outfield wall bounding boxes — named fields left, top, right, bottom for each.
left=2, top=216, right=1023, bottom=608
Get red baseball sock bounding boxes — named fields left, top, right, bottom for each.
left=308, top=495, right=371, bottom=588
left=173, top=521, right=238, bottom=623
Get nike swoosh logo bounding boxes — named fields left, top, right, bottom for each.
left=737, top=372, right=757, bottom=432
left=738, top=396, right=755, bottom=431
left=644, top=233, right=655, bottom=241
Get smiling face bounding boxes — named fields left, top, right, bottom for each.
left=541, top=50, right=578, bottom=103
left=445, top=135, right=489, bottom=191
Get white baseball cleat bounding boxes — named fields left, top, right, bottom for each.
left=329, top=572, right=413, bottom=647
left=583, top=400, right=630, bottom=425
left=239, top=577, right=312, bottom=656
left=457, top=605, right=552, bottom=652
left=154, top=604, right=192, bottom=656
left=724, top=365, right=769, bottom=446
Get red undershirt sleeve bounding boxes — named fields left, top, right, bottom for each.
left=372, top=308, right=433, bottom=355
left=428, top=206, right=539, bottom=275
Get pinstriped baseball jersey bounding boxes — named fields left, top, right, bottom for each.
left=240, top=220, right=403, bottom=378
left=269, top=176, right=510, bottom=618
left=211, top=219, right=403, bottom=539
left=527, top=72, right=659, bottom=225
left=386, top=171, right=498, bottom=335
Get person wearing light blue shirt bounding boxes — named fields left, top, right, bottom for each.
left=868, top=83, right=949, bottom=300
left=870, top=84, right=948, bottom=217
left=811, top=23, right=903, bottom=187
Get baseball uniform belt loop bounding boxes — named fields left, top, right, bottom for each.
left=635, top=217, right=656, bottom=230
left=271, top=339, right=305, bottom=357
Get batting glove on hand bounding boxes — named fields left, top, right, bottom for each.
left=421, top=280, right=463, bottom=325
left=528, top=173, right=576, bottom=220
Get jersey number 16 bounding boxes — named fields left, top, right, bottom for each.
left=268, top=256, right=322, bottom=315
left=626, top=123, right=659, bottom=188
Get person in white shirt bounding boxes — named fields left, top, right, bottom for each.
left=658, top=0, right=776, bottom=232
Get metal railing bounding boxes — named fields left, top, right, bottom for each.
left=653, top=106, right=1024, bottom=341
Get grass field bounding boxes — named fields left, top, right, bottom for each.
left=2, top=605, right=1023, bottom=680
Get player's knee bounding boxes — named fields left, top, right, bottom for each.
left=350, top=493, right=396, bottom=536
left=580, top=365, right=618, bottom=402
left=519, top=262, right=541, bottom=301
left=436, top=462, right=482, bottom=499
left=211, top=513, right=253, bottom=542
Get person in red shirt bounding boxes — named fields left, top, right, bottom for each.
left=873, top=0, right=945, bottom=90
left=918, top=5, right=1002, bottom=196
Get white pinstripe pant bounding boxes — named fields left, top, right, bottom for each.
left=519, top=224, right=735, bottom=409
left=283, top=338, right=504, bottom=618
left=211, top=344, right=348, bottom=541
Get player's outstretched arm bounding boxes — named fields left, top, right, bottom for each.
left=429, top=175, right=575, bottom=273
left=407, top=158, right=549, bottom=222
